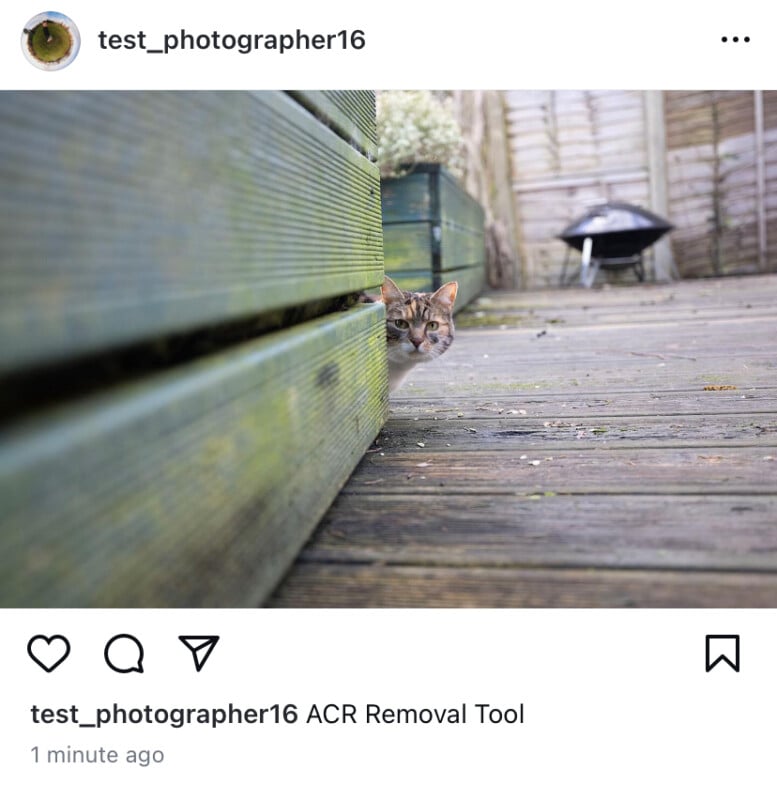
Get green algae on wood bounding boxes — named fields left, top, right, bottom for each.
left=0, top=91, right=383, bottom=374
left=0, top=304, right=388, bottom=607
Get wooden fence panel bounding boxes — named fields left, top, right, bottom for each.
left=505, top=90, right=652, bottom=288
left=506, top=89, right=777, bottom=285
left=762, top=92, right=777, bottom=272
left=665, top=90, right=762, bottom=278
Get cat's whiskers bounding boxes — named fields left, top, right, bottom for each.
left=378, top=275, right=459, bottom=392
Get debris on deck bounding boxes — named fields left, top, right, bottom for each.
left=270, top=275, right=777, bottom=608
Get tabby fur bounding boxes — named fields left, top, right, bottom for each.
left=380, top=276, right=458, bottom=391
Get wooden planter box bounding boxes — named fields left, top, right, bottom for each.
left=380, top=163, right=486, bottom=308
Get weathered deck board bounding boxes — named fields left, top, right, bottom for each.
left=389, top=390, right=777, bottom=419
left=270, top=275, right=777, bottom=608
left=337, top=449, right=775, bottom=496
left=269, top=565, right=777, bottom=608
left=368, top=414, right=777, bottom=449
left=289, top=495, right=777, bottom=571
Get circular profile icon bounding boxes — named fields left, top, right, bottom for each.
left=22, top=11, right=80, bottom=71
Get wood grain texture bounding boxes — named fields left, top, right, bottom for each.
left=296, top=494, right=777, bottom=572
left=272, top=275, right=777, bottom=608
left=439, top=168, right=484, bottom=231
left=365, top=414, right=777, bottom=451
left=288, top=91, right=377, bottom=157
left=389, top=389, right=777, bottom=419
left=439, top=225, right=485, bottom=271
left=382, top=223, right=433, bottom=272
left=380, top=172, right=433, bottom=223
left=380, top=164, right=486, bottom=307
left=341, top=448, right=775, bottom=496
left=268, top=565, right=777, bottom=608
left=505, top=90, right=777, bottom=287
left=505, top=90, right=653, bottom=288
left=0, top=304, right=388, bottom=607
left=0, top=91, right=383, bottom=373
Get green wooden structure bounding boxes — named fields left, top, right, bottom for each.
left=380, top=164, right=486, bottom=307
left=0, top=90, right=388, bottom=607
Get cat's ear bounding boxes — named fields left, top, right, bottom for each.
left=431, top=281, right=458, bottom=309
left=381, top=275, right=405, bottom=305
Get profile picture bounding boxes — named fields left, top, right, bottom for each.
left=22, top=11, right=80, bottom=70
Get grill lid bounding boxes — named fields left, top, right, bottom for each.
left=559, top=202, right=673, bottom=258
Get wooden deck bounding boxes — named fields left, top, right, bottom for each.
left=269, top=274, right=777, bottom=607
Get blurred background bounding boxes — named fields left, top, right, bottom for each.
left=391, top=90, right=777, bottom=289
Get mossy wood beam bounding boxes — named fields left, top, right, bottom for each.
left=0, top=304, right=388, bottom=607
left=0, top=91, right=382, bottom=374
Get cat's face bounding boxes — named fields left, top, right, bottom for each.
left=381, top=276, right=458, bottom=366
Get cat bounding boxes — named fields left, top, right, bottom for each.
left=379, top=276, right=458, bottom=391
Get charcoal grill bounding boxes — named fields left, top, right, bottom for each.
left=558, top=202, right=673, bottom=287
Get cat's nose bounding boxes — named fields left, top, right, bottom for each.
left=410, top=335, right=424, bottom=348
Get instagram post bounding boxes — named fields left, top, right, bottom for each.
left=2, top=2, right=776, bottom=797
left=2, top=88, right=774, bottom=609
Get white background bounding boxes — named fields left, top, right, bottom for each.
left=2, top=2, right=776, bottom=797
left=8, top=610, right=776, bottom=797
left=0, top=0, right=770, bottom=89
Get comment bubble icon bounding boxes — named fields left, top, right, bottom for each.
left=104, top=634, right=145, bottom=674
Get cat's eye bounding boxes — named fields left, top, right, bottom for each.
left=393, top=319, right=409, bottom=329
left=427, top=321, right=439, bottom=331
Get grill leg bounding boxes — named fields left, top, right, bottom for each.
left=580, top=237, right=598, bottom=288
left=634, top=255, right=645, bottom=282
left=560, top=247, right=572, bottom=286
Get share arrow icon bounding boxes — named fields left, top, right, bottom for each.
left=179, top=636, right=220, bottom=672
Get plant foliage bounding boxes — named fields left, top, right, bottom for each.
left=376, top=91, right=465, bottom=178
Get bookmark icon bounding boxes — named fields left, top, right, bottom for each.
left=705, top=634, right=740, bottom=673
left=179, top=636, right=220, bottom=672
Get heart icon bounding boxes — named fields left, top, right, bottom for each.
left=28, top=635, right=71, bottom=673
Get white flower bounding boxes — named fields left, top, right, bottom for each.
left=376, top=91, right=465, bottom=179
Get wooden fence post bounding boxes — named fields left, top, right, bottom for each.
left=644, top=90, right=678, bottom=281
